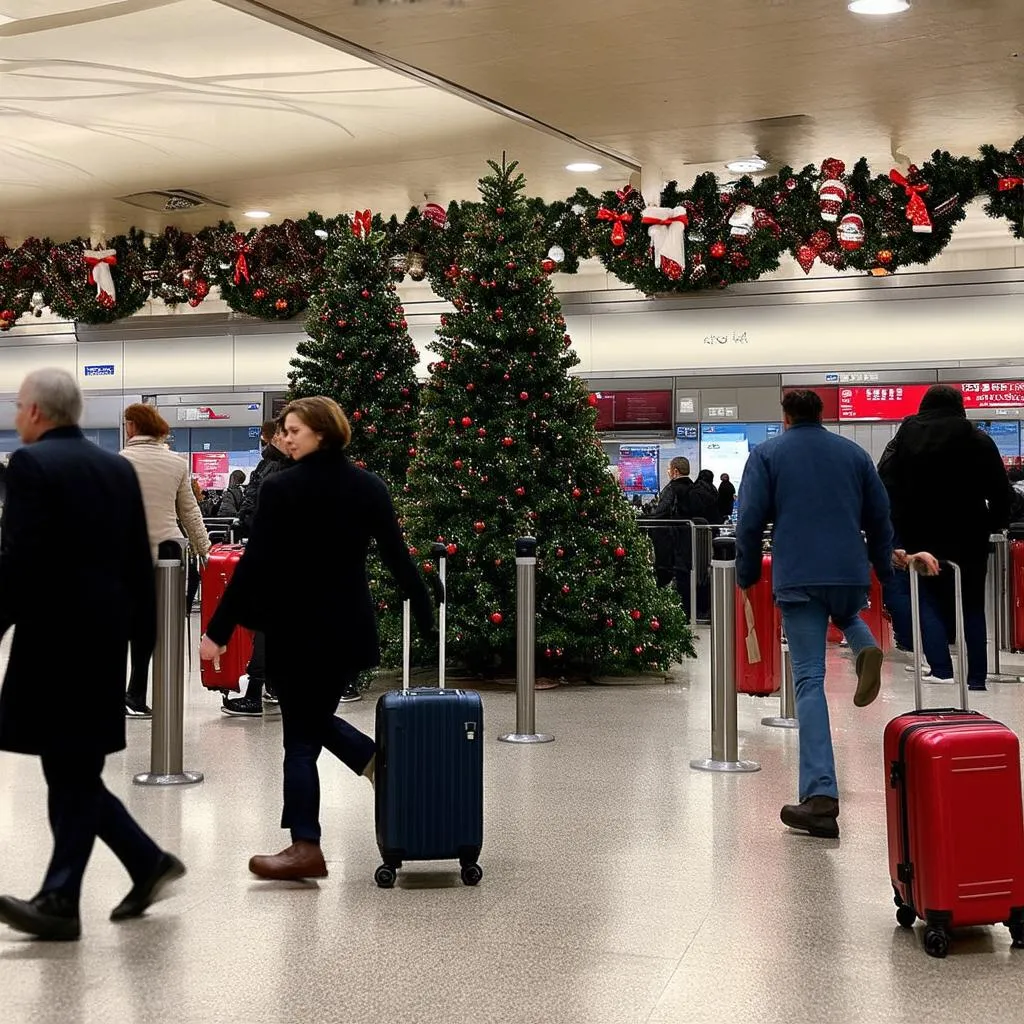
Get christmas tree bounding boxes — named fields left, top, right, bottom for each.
left=399, top=160, right=694, bottom=676
left=288, top=213, right=420, bottom=485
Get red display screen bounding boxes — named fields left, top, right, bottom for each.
left=838, top=385, right=931, bottom=421
left=594, top=390, right=673, bottom=431
left=958, top=381, right=1024, bottom=408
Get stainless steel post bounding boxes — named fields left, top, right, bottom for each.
left=762, top=632, right=799, bottom=729
left=986, top=533, right=1021, bottom=682
left=135, top=552, right=203, bottom=786
left=500, top=537, right=553, bottom=744
left=689, top=522, right=698, bottom=626
left=691, top=536, right=760, bottom=773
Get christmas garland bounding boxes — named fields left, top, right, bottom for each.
left=0, top=136, right=1022, bottom=329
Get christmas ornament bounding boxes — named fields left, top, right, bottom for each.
left=614, top=547, right=626, bottom=559
left=727, top=204, right=756, bottom=238
left=819, top=250, right=844, bottom=268
left=547, top=245, right=565, bottom=263
left=555, top=548, right=565, bottom=558
left=541, top=258, right=556, bottom=273
left=519, top=392, right=529, bottom=401
left=489, top=612, right=503, bottom=625
left=453, top=459, right=463, bottom=469
left=650, top=619, right=661, bottom=631
left=253, top=287, right=267, bottom=300
left=188, top=297, right=202, bottom=307
left=889, top=167, right=933, bottom=233
left=630, top=609, right=642, bottom=620
left=709, top=241, right=727, bottom=259
left=473, top=521, right=486, bottom=533
left=818, top=178, right=848, bottom=222
left=572, top=488, right=582, bottom=499
left=361, top=289, right=371, bottom=299
left=641, top=205, right=688, bottom=278
left=561, top=585, right=571, bottom=595
left=587, top=393, right=599, bottom=407
left=786, top=177, right=798, bottom=191
left=501, top=437, right=514, bottom=448
left=466, top=383, right=475, bottom=392
left=407, top=252, right=427, bottom=282
left=461, top=416, right=472, bottom=427
left=419, top=202, right=447, bottom=228
left=837, top=213, right=865, bottom=251
left=877, top=249, right=894, bottom=265
left=84, top=248, right=117, bottom=302
left=446, top=544, right=458, bottom=555
left=596, top=206, right=633, bottom=246
left=274, top=298, right=288, bottom=311
left=351, top=209, right=372, bottom=238
left=477, top=427, right=487, bottom=437
left=98, top=292, right=115, bottom=310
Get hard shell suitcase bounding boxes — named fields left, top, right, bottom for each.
left=374, top=546, right=484, bottom=888
left=735, top=553, right=780, bottom=695
left=884, top=558, right=1024, bottom=958
left=827, top=569, right=891, bottom=650
left=199, top=543, right=254, bottom=692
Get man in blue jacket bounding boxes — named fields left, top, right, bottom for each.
left=737, top=390, right=894, bottom=839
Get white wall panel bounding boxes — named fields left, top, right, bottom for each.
left=232, top=333, right=302, bottom=387
left=0, top=344, right=76, bottom=393
left=123, top=337, right=233, bottom=389
left=585, top=294, right=1024, bottom=372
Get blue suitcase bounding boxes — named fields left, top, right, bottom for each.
left=374, top=551, right=484, bottom=888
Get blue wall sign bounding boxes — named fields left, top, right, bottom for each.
left=84, top=365, right=115, bottom=377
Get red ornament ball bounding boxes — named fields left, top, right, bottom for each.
left=477, top=427, right=487, bottom=437
left=352, top=410, right=362, bottom=421
left=650, top=619, right=661, bottom=631
left=453, top=459, right=463, bottom=470
left=634, top=645, right=644, bottom=656
left=253, top=287, right=268, bottom=300
left=605, top=618, right=614, bottom=628
left=878, top=249, right=894, bottom=265
left=374, top=371, right=384, bottom=382
left=408, top=447, right=417, bottom=457
left=519, top=391, right=529, bottom=401
left=501, top=437, right=514, bottom=448
left=506, top=262, right=516, bottom=270
left=461, top=416, right=472, bottom=427
left=572, top=488, right=582, bottom=499
left=515, top=486, right=526, bottom=497
left=496, top=206, right=506, bottom=215
left=786, top=178, right=798, bottom=191
left=274, top=298, right=288, bottom=311
left=336, top=319, right=347, bottom=328
left=502, top=373, right=511, bottom=381
left=556, top=548, right=565, bottom=558
left=587, top=393, right=599, bottom=407
left=446, top=543, right=458, bottom=556
left=541, top=258, right=555, bottom=274
left=473, top=521, right=486, bottom=533
left=188, top=297, right=202, bottom=308
left=361, top=289, right=371, bottom=299
left=466, top=383, right=475, bottom=392
left=561, top=585, right=571, bottom=595
left=630, top=609, right=642, bottom=621
left=614, top=547, right=626, bottom=559
left=422, top=561, right=434, bottom=574
left=710, top=242, right=727, bottom=259
left=489, top=612, right=503, bottom=625
left=494, top=307, right=504, bottom=320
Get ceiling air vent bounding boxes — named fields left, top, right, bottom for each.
left=116, top=189, right=228, bottom=213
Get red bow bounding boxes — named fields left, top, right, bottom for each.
left=998, top=176, right=1024, bottom=192
left=889, top=168, right=932, bottom=233
left=615, top=185, right=635, bottom=203
left=596, top=207, right=633, bottom=246
left=232, top=234, right=250, bottom=285
left=351, top=210, right=372, bottom=238
left=84, top=253, right=116, bottom=284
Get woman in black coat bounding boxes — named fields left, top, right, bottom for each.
left=200, top=396, right=434, bottom=881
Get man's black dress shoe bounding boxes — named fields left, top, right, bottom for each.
left=0, top=892, right=81, bottom=941
left=111, top=852, right=186, bottom=921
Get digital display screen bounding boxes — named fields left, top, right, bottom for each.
left=838, top=385, right=930, bottom=421
left=618, top=445, right=660, bottom=498
left=595, top=390, right=673, bottom=431
left=958, top=382, right=1024, bottom=408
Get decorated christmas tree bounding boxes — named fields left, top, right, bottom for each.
left=399, top=160, right=694, bottom=677
left=288, top=212, right=420, bottom=485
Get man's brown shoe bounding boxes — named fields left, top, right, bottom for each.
left=854, top=645, right=884, bottom=707
left=248, top=841, right=328, bottom=880
left=780, top=796, right=840, bottom=838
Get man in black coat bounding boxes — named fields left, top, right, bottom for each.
left=0, top=369, right=185, bottom=941
left=717, top=472, right=736, bottom=521
left=646, top=457, right=702, bottom=615
left=879, top=385, right=1011, bottom=691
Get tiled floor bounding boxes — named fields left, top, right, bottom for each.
left=2, top=626, right=1024, bottom=1023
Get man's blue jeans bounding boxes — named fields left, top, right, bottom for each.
left=778, top=586, right=878, bottom=801
left=882, top=569, right=952, bottom=675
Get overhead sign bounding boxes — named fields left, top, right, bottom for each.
left=177, top=406, right=230, bottom=422
left=839, top=385, right=930, bottom=421
left=191, top=452, right=229, bottom=491
left=83, top=364, right=115, bottom=377
left=959, top=381, right=1024, bottom=408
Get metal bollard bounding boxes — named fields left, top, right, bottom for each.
left=499, top=537, right=554, bottom=744
left=691, top=536, right=760, bottom=773
left=135, top=549, right=203, bottom=786
left=762, top=632, right=799, bottom=729
left=986, top=533, right=1022, bottom=682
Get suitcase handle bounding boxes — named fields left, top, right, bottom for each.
left=402, top=547, right=447, bottom=691
left=908, top=558, right=969, bottom=713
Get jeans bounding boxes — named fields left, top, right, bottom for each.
left=39, top=751, right=163, bottom=906
left=882, top=569, right=951, bottom=674
left=778, top=586, right=879, bottom=802
left=918, top=571, right=988, bottom=687
left=277, top=678, right=376, bottom=843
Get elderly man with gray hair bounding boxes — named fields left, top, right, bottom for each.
left=0, top=368, right=185, bottom=941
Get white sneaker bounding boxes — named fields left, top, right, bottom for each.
left=905, top=665, right=953, bottom=683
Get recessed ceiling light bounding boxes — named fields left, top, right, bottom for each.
left=725, top=156, right=769, bottom=173
left=566, top=162, right=602, bottom=173
left=848, top=0, right=910, bottom=15
left=244, top=209, right=271, bottom=219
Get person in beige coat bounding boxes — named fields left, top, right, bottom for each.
left=120, top=403, right=210, bottom=718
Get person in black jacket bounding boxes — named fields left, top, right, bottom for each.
left=0, top=369, right=184, bottom=941
left=217, top=470, right=246, bottom=519
left=717, top=472, right=736, bottom=521
left=222, top=422, right=293, bottom=716
left=878, top=385, right=1011, bottom=691
left=200, top=396, right=434, bottom=881
left=646, top=457, right=699, bottom=614
left=693, top=469, right=722, bottom=524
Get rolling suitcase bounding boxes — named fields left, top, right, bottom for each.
left=374, top=546, right=484, bottom=888
left=735, top=553, right=780, bottom=695
left=827, top=569, right=891, bottom=650
left=884, top=558, right=1024, bottom=958
left=199, top=543, right=254, bottom=692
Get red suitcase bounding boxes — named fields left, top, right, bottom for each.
left=827, top=569, right=891, bottom=650
left=200, top=544, right=254, bottom=692
left=1010, top=526, right=1024, bottom=652
left=735, top=554, right=781, bottom=695
left=885, top=559, right=1024, bottom=958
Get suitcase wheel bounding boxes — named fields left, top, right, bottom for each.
left=924, top=927, right=950, bottom=959
left=374, top=864, right=397, bottom=889
left=460, top=863, right=483, bottom=887
left=896, top=905, right=916, bottom=929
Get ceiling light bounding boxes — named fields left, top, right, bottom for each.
left=566, top=162, right=602, bottom=173
left=725, top=156, right=769, bottom=174
left=848, top=0, right=910, bottom=15
left=244, top=209, right=271, bottom=219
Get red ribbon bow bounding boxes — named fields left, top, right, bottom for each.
left=351, top=210, right=372, bottom=238
left=232, top=234, right=250, bottom=285
left=998, top=176, right=1024, bottom=192
left=615, top=185, right=635, bottom=203
left=84, top=253, right=116, bottom=284
left=596, top=207, right=633, bottom=246
left=640, top=209, right=689, bottom=229
left=889, top=168, right=932, bottom=233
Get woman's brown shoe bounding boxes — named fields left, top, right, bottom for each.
left=248, top=841, right=328, bottom=880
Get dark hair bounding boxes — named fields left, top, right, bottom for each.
left=261, top=419, right=279, bottom=443
left=229, top=470, right=246, bottom=486
left=781, top=390, right=824, bottom=424
left=697, top=469, right=715, bottom=484
left=669, top=456, right=690, bottom=476
left=279, top=396, right=352, bottom=450
left=124, top=402, right=170, bottom=438
left=919, top=384, right=965, bottom=415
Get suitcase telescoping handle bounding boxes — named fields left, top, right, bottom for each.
left=908, top=557, right=969, bottom=712
left=401, top=544, right=448, bottom=691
